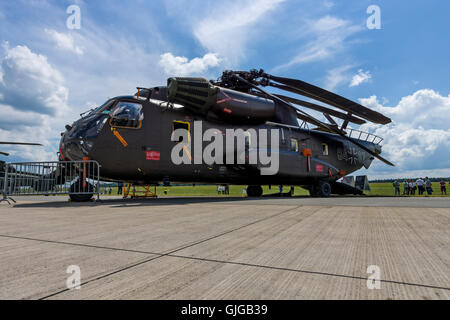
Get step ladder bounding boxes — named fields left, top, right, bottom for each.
left=123, top=184, right=157, bottom=199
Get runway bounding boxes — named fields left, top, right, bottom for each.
left=0, top=196, right=448, bottom=300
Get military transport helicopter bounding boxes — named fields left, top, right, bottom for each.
left=59, top=69, right=393, bottom=201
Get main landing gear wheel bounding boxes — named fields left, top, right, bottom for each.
left=69, top=180, right=94, bottom=202
left=247, top=185, right=263, bottom=197
left=309, top=182, right=331, bottom=198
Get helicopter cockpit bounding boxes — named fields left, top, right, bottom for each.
left=109, top=101, right=143, bottom=129
left=60, top=97, right=145, bottom=161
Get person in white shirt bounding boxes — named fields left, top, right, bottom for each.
left=416, top=178, right=425, bottom=195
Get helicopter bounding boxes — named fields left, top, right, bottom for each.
left=58, top=69, right=393, bottom=201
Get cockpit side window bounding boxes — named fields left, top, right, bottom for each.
left=93, top=99, right=116, bottom=115
left=110, top=101, right=143, bottom=129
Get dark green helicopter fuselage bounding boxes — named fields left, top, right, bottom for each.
left=59, top=91, right=378, bottom=189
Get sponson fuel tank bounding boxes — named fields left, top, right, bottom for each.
left=167, top=77, right=275, bottom=123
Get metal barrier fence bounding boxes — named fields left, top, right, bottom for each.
left=347, top=128, right=383, bottom=145
left=1, top=160, right=101, bottom=202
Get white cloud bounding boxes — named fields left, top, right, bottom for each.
left=360, top=90, right=450, bottom=130
left=358, top=90, right=450, bottom=175
left=275, top=15, right=362, bottom=70
left=45, top=29, right=84, bottom=55
left=0, top=104, right=45, bottom=129
left=0, top=45, right=72, bottom=161
left=188, top=0, right=284, bottom=65
left=159, top=52, right=221, bottom=76
left=0, top=2, right=172, bottom=162
left=349, top=69, right=371, bottom=87
left=0, top=43, right=69, bottom=115
left=324, top=64, right=354, bottom=91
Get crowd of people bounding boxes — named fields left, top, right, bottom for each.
left=392, top=178, right=448, bottom=196
left=217, top=185, right=230, bottom=195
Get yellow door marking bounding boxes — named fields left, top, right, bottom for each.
left=111, top=128, right=128, bottom=147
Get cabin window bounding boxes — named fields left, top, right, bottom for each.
left=110, top=102, right=143, bottom=129
left=322, top=143, right=329, bottom=156
left=290, top=138, right=299, bottom=152
left=172, top=121, right=190, bottom=143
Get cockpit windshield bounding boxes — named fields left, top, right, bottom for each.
left=110, top=101, right=144, bottom=128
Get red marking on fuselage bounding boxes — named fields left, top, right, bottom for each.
left=146, top=151, right=160, bottom=161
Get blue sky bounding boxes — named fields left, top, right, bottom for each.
left=0, top=0, right=449, bottom=178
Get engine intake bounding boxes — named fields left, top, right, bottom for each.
left=167, top=77, right=275, bottom=123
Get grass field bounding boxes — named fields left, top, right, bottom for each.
left=99, top=182, right=450, bottom=198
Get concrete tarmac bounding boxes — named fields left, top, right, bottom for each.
left=0, top=196, right=448, bottom=300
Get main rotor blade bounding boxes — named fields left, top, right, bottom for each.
left=323, top=113, right=338, bottom=126
left=233, top=74, right=394, bottom=166
left=0, top=142, right=43, bottom=146
left=0, top=151, right=9, bottom=156
left=274, top=94, right=366, bottom=125
left=266, top=75, right=391, bottom=125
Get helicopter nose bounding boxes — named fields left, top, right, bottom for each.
left=60, top=124, right=94, bottom=161
left=59, top=112, right=108, bottom=161
left=60, top=133, right=87, bottom=161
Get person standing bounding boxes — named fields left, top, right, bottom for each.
left=403, top=180, right=409, bottom=195
left=409, top=180, right=416, bottom=195
left=425, top=177, right=433, bottom=195
left=416, top=178, right=424, bottom=195
left=393, top=180, right=400, bottom=196
left=440, top=179, right=447, bottom=195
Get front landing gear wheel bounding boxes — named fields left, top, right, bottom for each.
left=247, top=185, right=263, bottom=197
left=69, top=180, right=94, bottom=202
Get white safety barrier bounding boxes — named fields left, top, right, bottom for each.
left=1, top=160, right=101, bottom=203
